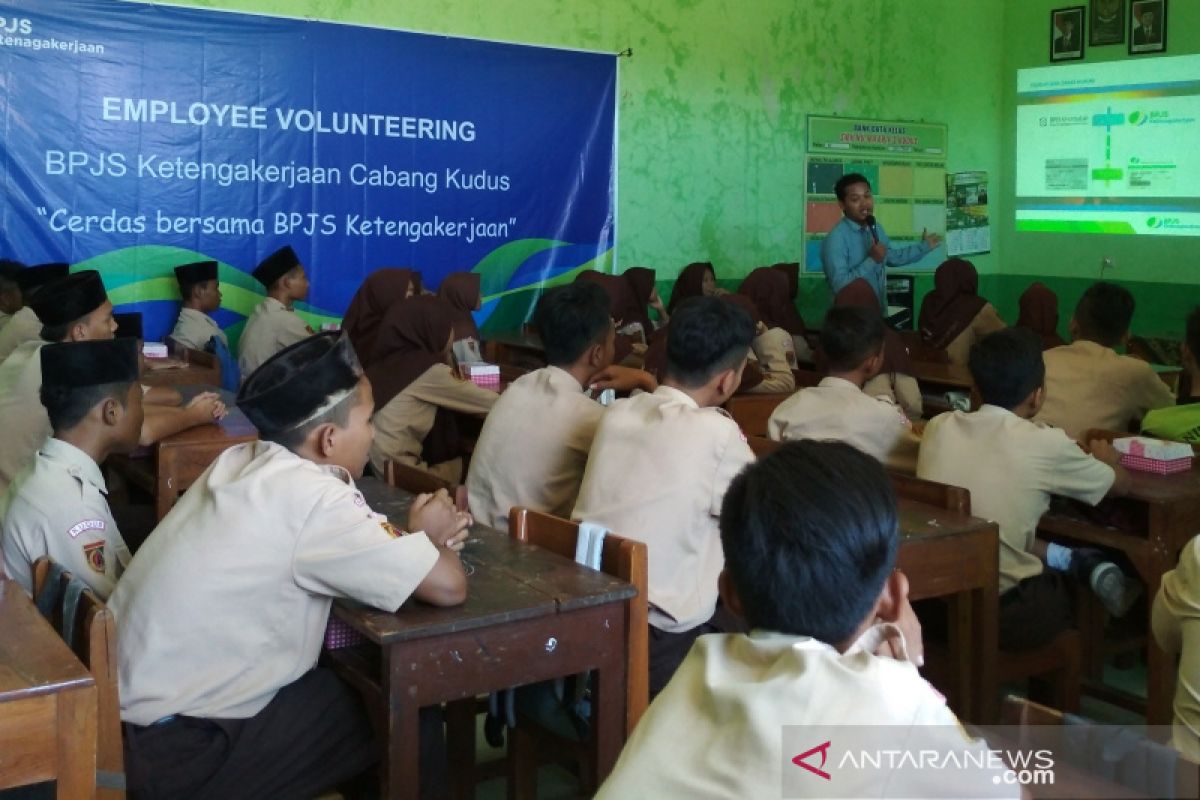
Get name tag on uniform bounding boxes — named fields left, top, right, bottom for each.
left=67, top=519, right=107, bottom=538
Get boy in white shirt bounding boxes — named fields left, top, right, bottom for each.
left=769, top=306, right=920, bottom=473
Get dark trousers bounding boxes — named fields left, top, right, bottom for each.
left=999, top=570, right=1077, bottom=652
left=123, top=667, right=378, bottom=800
left=648, top=602, right=747, bottom=698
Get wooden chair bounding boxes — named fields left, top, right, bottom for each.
left=747, top=436, right=779, bottom=459
left=507, top=507, right=649, bottom=799
left=723, top=392, right=791, bottom=438
left=889, top=472, right=971, bottom=514
left=383, top=459, right=468, bottom=511
left=32, top=558, right=124, bottom=798
left=792, top=367, right=822, bottom=388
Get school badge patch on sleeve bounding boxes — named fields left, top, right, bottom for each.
left=380, top=520, right=404, bottom=538
left=82, top=541, right=106, bottom=573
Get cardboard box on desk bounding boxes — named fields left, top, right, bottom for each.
left=1115, top=436, right=1193, bottom=475
left=462, top=362, right=501, bottom=391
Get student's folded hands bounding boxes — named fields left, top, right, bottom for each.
left=186, top=391, right=228, bottom=422
left=408, top=489, right=473, bottom=551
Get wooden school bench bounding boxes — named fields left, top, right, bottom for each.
left=327, top=477, right=636, bottom=800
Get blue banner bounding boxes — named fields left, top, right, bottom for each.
left=0, top=1, right=617, bottom=340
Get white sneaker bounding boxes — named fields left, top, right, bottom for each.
left=1090, top=562, right=1142, bottom=618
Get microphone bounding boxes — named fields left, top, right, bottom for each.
left=865, top=214, right=879, bottom=243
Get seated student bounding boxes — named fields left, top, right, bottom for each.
left=1034, top=282, right=1175, bottom=439
left=666, top=261, right=718, bottom=314
left=112, top=333, right=471, bottom=800
left=1142, top=307, right=1200, bottom=443
left=917, top=257, right=1006, bottom=365
left=367, top=295, right=499, bottom=482
left=576, top=267, right=664, bottom=339
left=170, top=259, right=227, bottom=351
left=238, top=245, right=315, bottom=378
left=0, top=338, right=142, bottom=598
left=919, top=328, right=1140, bottom=651
left=835, top=277, right=923, bottom=419
left=1017, top=281, right=1066, bottom=350
left=342, top=267, right=419, bottom=365
left=0, top=259, right=22, bottom=332
left=0, top=272, right=227, bottom=495
left=596, top=441, right=1016, bottom=799
left=737, top=265, right=812, bottom=361
left=0, top=261, right=69, bottom=362
left=437, top=271, right=482, bottom=343
left=1153, top=536, right=1200, bottom=761
left=769, top=306, right=920, bottom=473
left=466, top=282, right=657, bottom=530
left=572, top=296, right=755, bottom=695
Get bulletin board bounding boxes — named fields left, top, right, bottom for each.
left=803, top=116, right=949, bottom=273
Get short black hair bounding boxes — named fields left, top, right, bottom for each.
left=666, top=296, right=754, bottom=387
left=1074, top=282, right=1134, bottom=347
left=1187, top=307, right=1200, bottom=362
left=720, top=440, right=898, bottom=643
left=835, top=172, right=872, bottom=202
left=179, top=279, right=211, bottom=303
left=40, top=315, right=91, bottom=343
left=0, top=259, right=22, bottom=293
left=821, top=306, right=885, bottom=372
left=968, top=327, right=1045, bottom=409
left=40, top=381, right=132, bottom=432
left=534, top=282, right=612, bottom=367
left=266, top=384, right=360, bottom=450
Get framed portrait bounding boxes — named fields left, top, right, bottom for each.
left=1089, top=0, right=1125, bottom=46
left=1050, top=6, right=1085, bottom=62
left=1129, top=0, right=1166, bottom=54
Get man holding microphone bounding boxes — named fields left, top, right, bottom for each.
left=822, top=173, right=941, bottom=309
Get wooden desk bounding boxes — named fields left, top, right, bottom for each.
left=897, top=498, right=1000, bottom=723
left=141, top=359, right=219, bottom=387
left=910, top=360, right=975, bottom=391
left=724, top=392, right=792, bottom=438
left=483, top=330, right=546, bottom=369
left=330, top=478, right=636, bottom=800
left=0, top=579, right=97, bottom=798
left=1038, top=465, right=1200, bottom=724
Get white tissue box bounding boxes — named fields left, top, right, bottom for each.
left=1114, top=436, right=1193, bottom=474
left=142, top=342, right=169, bottom=359
left=462, top=362, right=500, bottom=391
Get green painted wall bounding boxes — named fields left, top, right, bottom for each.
left=995, top=1, right=1200, bottom=342
left=163, top=0, right=1006, bottom=327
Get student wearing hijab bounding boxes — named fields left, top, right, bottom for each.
left=834, top=278, right=923, bottom=420
left=737, top=266, right=811, bottom=361
left=367, top=295, right=498, bottom=482
left=437, top=271, right=482, bottom=343
left=667, top=262, right=717, bottom=315
left=342, top=267, right=419, bottom=366
left=1016, top=282, right=1066, bottom=351
left=917, top=258, right=1005, bottom=365
left=576, top=268, right=665, bottom=337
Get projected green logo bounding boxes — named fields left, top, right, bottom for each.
left=1128, top=111, right=1148, bottom=125
left=1146, top=217, right=1164, bottom=229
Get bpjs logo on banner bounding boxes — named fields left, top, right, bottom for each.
left=1, top=17, right=33, bottom=35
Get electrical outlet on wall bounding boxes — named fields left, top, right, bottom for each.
left=1101, top=256, right=1115, bottom=274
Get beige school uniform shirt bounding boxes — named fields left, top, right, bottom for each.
left=171, top=307, right=228, bottom=351
left=368, top=363, right=498, bottom=481
left=0, top=340, right=51, bottom=496
left=111, top=441, right=440, bottom=725
left=571, top=386, right=755, bottom=633
left=0, top=306, right=41, bottom=363
left=918, top=405, right=1115, bottom=592
left=0, top=438, right=130, bottom=599
left=466, top=366, right=604, bottom=530
left=237, top=297, right=312, bottom=379
left=744, top=327, right=796, bottom=395
left=768, top=376, right=921, bottom=473
left=1153, top=536, right=1200, bottom=762
left=0, top=309, right=11, bottom=332
left=943, top=303, right=1006, bottom=366
left=596, top=628, right=1016, bottom=800
left=1034, top=340, right=1176, bottom=439
left=864, top=372, right=924, bottom=420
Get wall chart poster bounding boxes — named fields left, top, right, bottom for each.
left=803, top=116, right=947, bottom=274
left=945, top=171, right=991, bottom=256
left=0, top=1, right=617, bottom=340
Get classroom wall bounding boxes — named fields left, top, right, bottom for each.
left=163, top=0, right=1007, bottom=326
left=995, top=0, right=1200, bottom=341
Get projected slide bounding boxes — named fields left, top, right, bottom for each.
left=1016, top=54, right=1200, bottom=235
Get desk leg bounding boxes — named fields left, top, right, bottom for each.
left=972, top=585, right=999, bottom=724
left=382, top=647, right=421, bottom=800
left=588, top=611, right=627, bottom=790
left=56, top=684, right=97, bottom=800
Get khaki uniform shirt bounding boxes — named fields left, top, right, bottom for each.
left=768, top=376, right=920, bottom=473
left=0, top=307, right=41, bottom=363
left=596, top=628, right=1016, bottom=800
left=918, top=405, right=1115, bottom=592
left=571, top=386, right=754, bottom=633
left=0, top=438, right=130, bottom=599
left=1035, top=340, right=1176, bottom=439
left=237, top=297, right=312, bottom=379
left=864, top=372, right=923, bottom=420
left=111, top=441, right=440, bottom=725
left=744, top=327, right=796, bottom=395
left=0, top=340, right=51, bottom=495
left=0, top=309, right=11, bottom=332
left=368, top=363, right=498, bottom=480
left=171, top=307, right=228, bottom=351
left=943, top=303, right=1006, bottom=366
left=1153, top=536, right=1200, bottom=762
left=466, top=366, right=604, bottom=530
